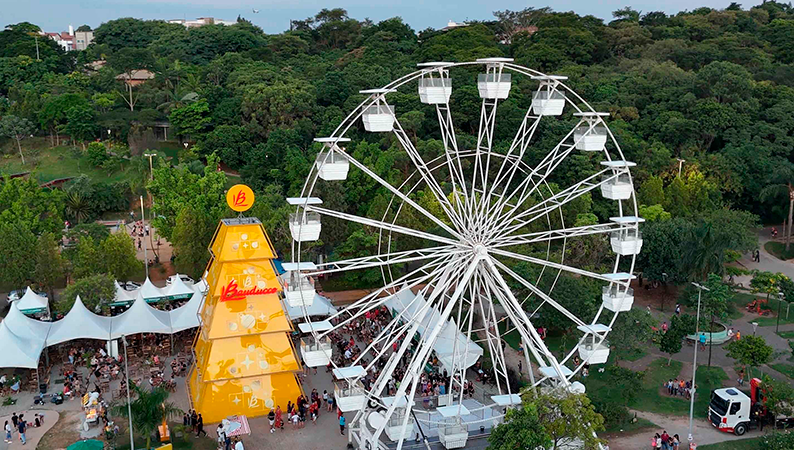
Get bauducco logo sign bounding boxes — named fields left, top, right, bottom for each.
left=220, top=278, right=277, bottom=302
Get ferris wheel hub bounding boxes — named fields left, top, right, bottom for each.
left=472, top=243, right=488, bottom=257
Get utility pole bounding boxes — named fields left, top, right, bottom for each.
left=122, top=335, right=134, bottom=450
left=143, top=153, right=156, bottom=179
left=34, top=36, right=40, bottom=61
left=140, top=196, right=148, bottom=280
left=689, top=282, right=710, bottom=445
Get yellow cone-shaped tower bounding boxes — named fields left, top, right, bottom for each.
left=188, top=217, right=303, bottom=423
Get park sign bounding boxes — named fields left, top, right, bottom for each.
left=226, top=184, right=255, bottom=212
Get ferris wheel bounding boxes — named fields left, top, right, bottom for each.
left=285, top=59, right=642, bottom=450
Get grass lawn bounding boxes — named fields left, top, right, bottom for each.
left=769, top=363, right=794, bottom=379
left=698, top=436, right=762, bottom=450
left=583, top=358, right=727, bottom=418
left=749, top=296, right=794, bottom=327
left=776, top=331, right=794, bottom=339
left=1, top=143, right=137, bottom=184
left=604, top=416, right=656, bottom=434
left=765, top=241, right=794, bottom=260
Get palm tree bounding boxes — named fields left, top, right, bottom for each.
left=112, top=383, right=182, bottom=450
left=683, top=222, right=730, bottom=282
left=65, top=191, right=91, bottom=224
left=760, top=163, right=794, bottom=251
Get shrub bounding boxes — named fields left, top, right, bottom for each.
left=763, top=430, right=794, bottom=450
left=591, top=399, right=632, bottom=429
left=86, top=141, right=108, bottom=167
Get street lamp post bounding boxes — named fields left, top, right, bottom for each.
left=776, top=292, right=784, bottom=333
left=752, top=322, right=758, bottom=336
left=143, top=153, right=156, bottom=180
left=140, top=196, right=148, bottom=279
left=121, top=335, right=134, bottom=450
left=689, top=282, right=710, bottom=444
left=677, top=158, right=686, bottom=178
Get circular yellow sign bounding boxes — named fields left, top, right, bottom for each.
left=226, top=184, right=255, bottom=212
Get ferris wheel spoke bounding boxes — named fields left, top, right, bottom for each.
left=477, top=260, right=564, bottom=384
left=474, top=268, right=511, bottom=393
left=319, top=253, right=459, bottom=338
left=434, top=103, right=470, bottom=217
left=490, top=247, right=613, bottom=283
left=368, top=257, right=477, bottom=448
left=490, top=258, right=587, bottom=329
left=486, top=109, right=543, bottom=203
left=491, top=221, right=627, bottom=249
left=485, top=119, right=589, bottom=236
left=496, top=168, right=617, bottom=238
left=385, top=101, right=467, bottom=231
left=337, top=148, right=463, bottom=239
left=307, top=205, right=460, bottom=246
left=311, top=245, right=465, bottom=277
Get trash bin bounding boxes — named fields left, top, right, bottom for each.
left=39, top=382, right=47, bottom=394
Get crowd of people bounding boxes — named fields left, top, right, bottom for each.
left=651, top=430, right=681, bottom=450
left=4, top=413, right=44, bottom=445
left=663, top=378, right=695, bottom=400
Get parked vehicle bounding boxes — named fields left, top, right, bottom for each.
left=709, top=378, right=794, bottom=435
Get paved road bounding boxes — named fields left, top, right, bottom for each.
left=607, top=410, right=774, bottom=450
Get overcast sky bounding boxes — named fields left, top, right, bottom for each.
left=7, top=1, right=763, bottom=34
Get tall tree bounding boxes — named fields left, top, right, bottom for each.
left=34, top=232, right=64, bottom=300
left=100, top=232, right=142, bottom=282
left=488, top=403, right=552, bottom=450
left=0, top=222, right=36, bottom=289
left=0, top=115, right=34, bottom=164
left=58, top=273, right=115, bottom=314
left=760, top=163, right=794, bottom=250
left=171, top=203, right=217, bottom=280
left=725, top=335, right=774, bottom=378
left=609, top=309, right=656, bottom=362
left=523, top=390, right=605, bottom=450
left=659, top=314, right=697, bottom=365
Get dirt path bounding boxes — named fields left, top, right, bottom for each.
left=608, top=410, right=769, bottom=450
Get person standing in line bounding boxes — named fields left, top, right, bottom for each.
left=339, top=413, right=346, bottom=435
left=4, top=421, right=12, bottom=443
left=196, top=413, right=207, bottom=437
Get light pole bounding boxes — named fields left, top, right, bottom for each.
left=121, top=335, right=134, bottom=450
left=752, top=322, right=758, bottom=336
left=677, top=158, right=686, bottom=178
left=689, top=282, right=710, bottom=444
left=143, top=153, right=156, bottom=180
left=140, top=196, right=148, bottom=279
left=776, top=292, right=784, bottom=333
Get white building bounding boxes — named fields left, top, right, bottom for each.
left=42, top=25, right=93, bottom=52
left=442, top=20, right=469, bottom=31
left=168, top=17, right=236, bottom=28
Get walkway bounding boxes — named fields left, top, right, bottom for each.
left=0, top=410, right=58, bottom=450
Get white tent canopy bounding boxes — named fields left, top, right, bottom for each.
left=169, top=286, right=204, bottom=333
left=115, top=281, right=138, bottom=303
left=47, top=295, right=112, bottom=346
left=15, top=287, right=48, bottom=313
left=111, top=294, right=172, bottom=339
left=4, top=302, right=52, bottom=343
left=285, top=293, right=338, bottom=320
left=0, top=320, right=44, bottom=369
left=385, top=287, right=483, bottom=372
left=165, top=275, right=194, bottom=300
left=139, top=278, right=165, bottom=301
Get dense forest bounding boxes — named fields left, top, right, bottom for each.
left=0, top=4, right=793, bottom=319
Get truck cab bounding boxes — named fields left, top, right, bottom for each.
left=709, top=387, right=752, bottom=435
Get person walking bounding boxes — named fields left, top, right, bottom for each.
left=339, top=413, right=346, bottom=435
left=268, top=409, right=276, bottom=433
left=660, top=431, right=669, bottom=450
left=18, top=417, right=26, bottom=445
left=4, top=421, right=12, bottom=443
left=196, top=413, right=207, bottom=437
left=216, top=424, right=226, bottom=450
left=190, top=410, right=198, bottom=433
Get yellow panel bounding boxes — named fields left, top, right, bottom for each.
left=195, top=333, right=300, bottom=381
left=199, top=293, right=292, bottom=339
left=205, top=260, right=281, bottom=299
left=191, top=370, right=303, bottom=424
left=209, top=221, right=276, bottom=262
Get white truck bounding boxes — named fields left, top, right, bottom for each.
left=708, top=378, right=794, bottom=436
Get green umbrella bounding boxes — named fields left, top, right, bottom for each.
left=67, top=439, right=104, bottom=450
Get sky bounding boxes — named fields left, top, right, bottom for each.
left=6, top=0, right=765, bottom=34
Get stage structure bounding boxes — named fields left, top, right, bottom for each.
left=188, top=184, right=303, bottom=423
